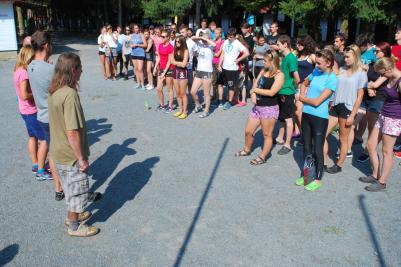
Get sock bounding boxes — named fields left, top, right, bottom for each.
left=37, top=168, right=46, bottom=174
left=69, top=220, right=79, bottom=231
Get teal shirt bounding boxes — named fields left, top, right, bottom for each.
left=279, top=52, right=298, bottom=95
left=303, top=68, right=338, bottom=119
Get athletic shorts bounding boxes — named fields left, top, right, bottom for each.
left=278, top=94, right=296, bottom=121
left=195, top=70, right=212, bottom=79
left=124, top=54, right=132, bottom=63
left=56, top=163, right=89, bottom=213
left=21, top=113, right=45, bottom=140
left=145, top=52, right=154, bottom=62
left=375, top=114, right=401, bottom=136
left=98, top=51, right=105, bottom=56
left=38, top=121, right=51, bottom=145
left=249, top=105, right=279, bottom=120
left=329, top=103, right=351, bottom=119
left=174, top=68, right=188, bottom=80
left=132, top=55, right=145, bottom=60
left=106, top=48, right=117, bottom=57
left=222, top=69, right=239, bottom=90
left=159, top=69, right=173, bottom=78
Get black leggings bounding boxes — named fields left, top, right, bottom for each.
left=301, top=113, right=328, bottom=180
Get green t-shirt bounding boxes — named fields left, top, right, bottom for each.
left=48, top=86, right=89, bottom=165
left=279, top=52, right=298, bottom=95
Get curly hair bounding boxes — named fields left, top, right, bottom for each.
left=296, top=34, right=317, bottom=57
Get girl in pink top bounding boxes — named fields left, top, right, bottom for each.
left=153, top=29, right=175, bottom=112
left=13, top=46, right=47, bottom=176
left=212, top=28, right=224, bottom=104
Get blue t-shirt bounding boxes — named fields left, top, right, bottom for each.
left=117, top=35, right=124, bottom=53
left=361, top=47, right=377, bottom=65
left=131, top=33, right=145, bottom=57
left=303, top=68, right=338, bottom=119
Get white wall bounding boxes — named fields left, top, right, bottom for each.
left=0, top=1, right=18, bottom=51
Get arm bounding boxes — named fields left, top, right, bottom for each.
left=218, top=49, right=225, bottom=71
left=140, top=34, right=148, bottom=49
left=300, top=89, right=333, bottom=107
left=19, top=80, right=33, bottom=100
left=235, top=48, right=250, bottom=64
left=145, top=38, right=153, bottom=52
left=192, top=37, right=215, bottom=47
left=292, top=71, right=300, bottom=87
left=153, top=52, right=160, bottom=75
left=251, top=72, right=285, bottom=97
left=214, top=43, right=223, bottom=58
left=67, top=130, right=88, bottom=172
left=368, top=76, right=387, bottom=90
left=161, top=53, right=173, bottom=76
left=346, top=88, right=364, bottom=126
left=174, top=50, right=189, bottom=68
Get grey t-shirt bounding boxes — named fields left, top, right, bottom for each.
left=254, top=43, right=269, bottom=67
left=333, top=69, right=368, bottom=111
left=28, top=60, right=54, bottom=123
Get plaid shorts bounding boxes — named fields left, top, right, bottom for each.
left=56, top=163, right=89, bottom=213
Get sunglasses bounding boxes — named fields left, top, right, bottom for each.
left=162, top=35, right=168, bottom=38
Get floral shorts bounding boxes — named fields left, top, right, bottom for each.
left=375, top=114, right=401, bottom=136
left=249, top=105, right=279, bottom=120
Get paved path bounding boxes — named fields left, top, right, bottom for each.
left=1, top=36, right=400, bottom=266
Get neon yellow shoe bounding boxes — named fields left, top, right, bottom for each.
left=305, top=180, right=322, bottom=191
left=178, top=113, right=188, bottom=119
left=295, top=177, right=304, bottom=186
left=173, top=111, right=182, bottom=117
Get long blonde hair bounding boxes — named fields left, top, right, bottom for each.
left=14, top=46, right=34, bottom=71
left=344, top=44, right=363, bottom=73
left=264, top=49, right=280, bottom=75
left=374, top=57, right=396, bottom=73
left=49, top=53, right=82, bottom=95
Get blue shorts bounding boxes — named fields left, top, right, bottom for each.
left=366, top=100, right=384, bottom=114
left=21, top=113, right=45, bottom=140
left=38, top=121, right=51, bottom=145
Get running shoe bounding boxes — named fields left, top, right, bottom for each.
left=335, top=151, right=353, bottom=158
left=394, top=151, right=401, bottom=159
left=295, top=177, right=304, bottom=186
left=357, top=153, right=370, bottom=163
left=134, top=84, right=141, bottom=90
left=163, top=107, right=173, bottom=114
left=36, top=170, right=52, bottom=181
left=305, top=180, right=322, bottom=191
left=32, top=165, right=38, bottom=174
left=156, top=105, right=166, bottom=112
left=199, top=112, right=210, bottom=118
left=146, top=84, right=154, bottom=90
left=192, top=106, right=203, bottom=114
left=141, top=85, right=147, bottom=91
left=218, top=102, right=224, bottom=108
left=236, top=101, right=247, bottom=107
left=326, top=164, right=342, bottom=174
left=223, top=102, right=232, bottom=110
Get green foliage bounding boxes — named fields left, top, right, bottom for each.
left=141, top=0, right=193, bottom=23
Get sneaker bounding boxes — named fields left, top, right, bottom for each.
left=156, top=105, right=166, bottom=112
left=141, top=85, right=147, bottom=91
left=67, top=224, right=99, bottom=237
left=192, top=106, right=203, bottom=114
left=357, top=153, right=370, bottom=163
left=236, top=101, right=247, bottom=107
left=55, top=191, right=65, bottom=201
left=223, top=102, right=232, bottom=110
left=295, top=177, right=304, bottom=186
left=36, top=170, right=52, bottom=181
left=326, top=164, right=342, bottom=174
left=199, top=112, right=209, bottom=118
left=218, top=102, right=224, bottom=108
left=32, top=165, right=38, bottom=174
left=163, top=107, right=173, bottom=114
left=305, top=180, right=322, bottom=191
left=365, top=180, right=386, bottom=192
left=335, top=151, right=353, bottom=158
left=393, top=144, right=401, bottom=152
left=394, top=151, right=401, bottom=159
left=134, top=84, right=141, bottom=90
left=358, top=175, right=378, bottom=183
left=146, top=84, right=154, bottom=90
left=64, top=211, right=92, bottom=227
left=277, top=146, right=291, bottom=155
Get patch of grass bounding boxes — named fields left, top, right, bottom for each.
left=323, top=226, right=341, bottom=234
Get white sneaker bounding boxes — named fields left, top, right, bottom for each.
left=146, top=84, right=154, bottom=90
left=134, top=84, right=141, bottom=89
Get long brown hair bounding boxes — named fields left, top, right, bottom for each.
left=49, top=53, right=82, bottom=95
left=174, top=35, right=188, bottom=61
left=15, top=46, right=34, bottom=71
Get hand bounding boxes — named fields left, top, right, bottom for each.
left=217, top=66, right=222, bottom=72
left=368, top=88, right=376, bottom=97
left=78, top=158, right=89, bottom=172
left=153, top=68, right=157, bottom=76
left=346, top=115, right=354, bottom=126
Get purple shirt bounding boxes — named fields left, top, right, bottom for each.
left=381, top=78, right=401, bottom=119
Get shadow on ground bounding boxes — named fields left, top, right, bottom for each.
left=87, top=156, right=160, bottom=224
left=86, top=118, right=112, bottom=146
left=0, top=244, right=19, bottom=266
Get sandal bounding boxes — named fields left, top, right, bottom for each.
left=250, top=156, right=266, bottom=165
left=235, top=149, right=251, bottom=157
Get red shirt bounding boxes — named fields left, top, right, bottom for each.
left=392, top=45, right=401, bottom=71
left=158, top=43, right=174, bottom=70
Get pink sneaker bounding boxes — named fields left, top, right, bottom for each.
left=394, top=151, right=401, bottom=159
left=236, top=101, right=247, bottom=107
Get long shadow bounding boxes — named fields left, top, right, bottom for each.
left=173, top=138, right=229, bottom=267
left=90, top=138, right=137, bottom=192
left=86, top=118, right=112, bottom=146
left=86, top=156, right=160, bottom=224
left=358, top=195, right=387, bottom=267
left=0, top=244, right=19, bottom=266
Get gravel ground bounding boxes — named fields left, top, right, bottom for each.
left=0, top=36, right=400, bottom=267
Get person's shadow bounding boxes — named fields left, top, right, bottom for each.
left=86, top=118, right=112, bottom=146
left=0, top=244, right=19, bottom=266
left=87, top=157, right=160, bottom=224
left=90, top=138, right=137, bottom=192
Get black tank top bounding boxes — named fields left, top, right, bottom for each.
left=298, top=56, right=314, bottom=83
left=256, top=76, right=278, bottom=106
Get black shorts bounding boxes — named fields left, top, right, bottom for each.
left=132, top=55, right=145, bottom=60
left=174, top=68, right=188, bottom=80
left=329, top=103, right=351, bottom=119
left=222, top=69, right=239, bottom=91
left=278, top=94, right=296, bottom=121
left=159, top=69, right=174, bottom=78
left=98, top=51, right=105, bottom=56
left=195, top=70, right=212, bottom=79
left=145, top=52, right=154, bottom=62
left=124, top=54, right=131, bottom=63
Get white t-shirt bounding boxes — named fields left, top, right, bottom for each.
left=186, top=38, right=197, bottom=69
left=97, top=34, right=106, bottom=52
left=105, top=33, right=118, bottom=48
left=196, top=44, right=214, bottom=72
left=222, top=39, right=246, bottom=71
left=196, top=28, right=211, bottom=37
left=122, top=34, right=132, bottom=55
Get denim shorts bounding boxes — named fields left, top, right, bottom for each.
left=21, top=113, right=45, bottom=140
left=38, top=121, right=51, bottom=145
left=366, top=100, right=384, bottom=114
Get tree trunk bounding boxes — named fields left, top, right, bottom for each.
left=118, top=0, right=122, bottom=27
left=195, top=0, right=201, bottom=30
left=103, top=0, right=109, bottom=24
